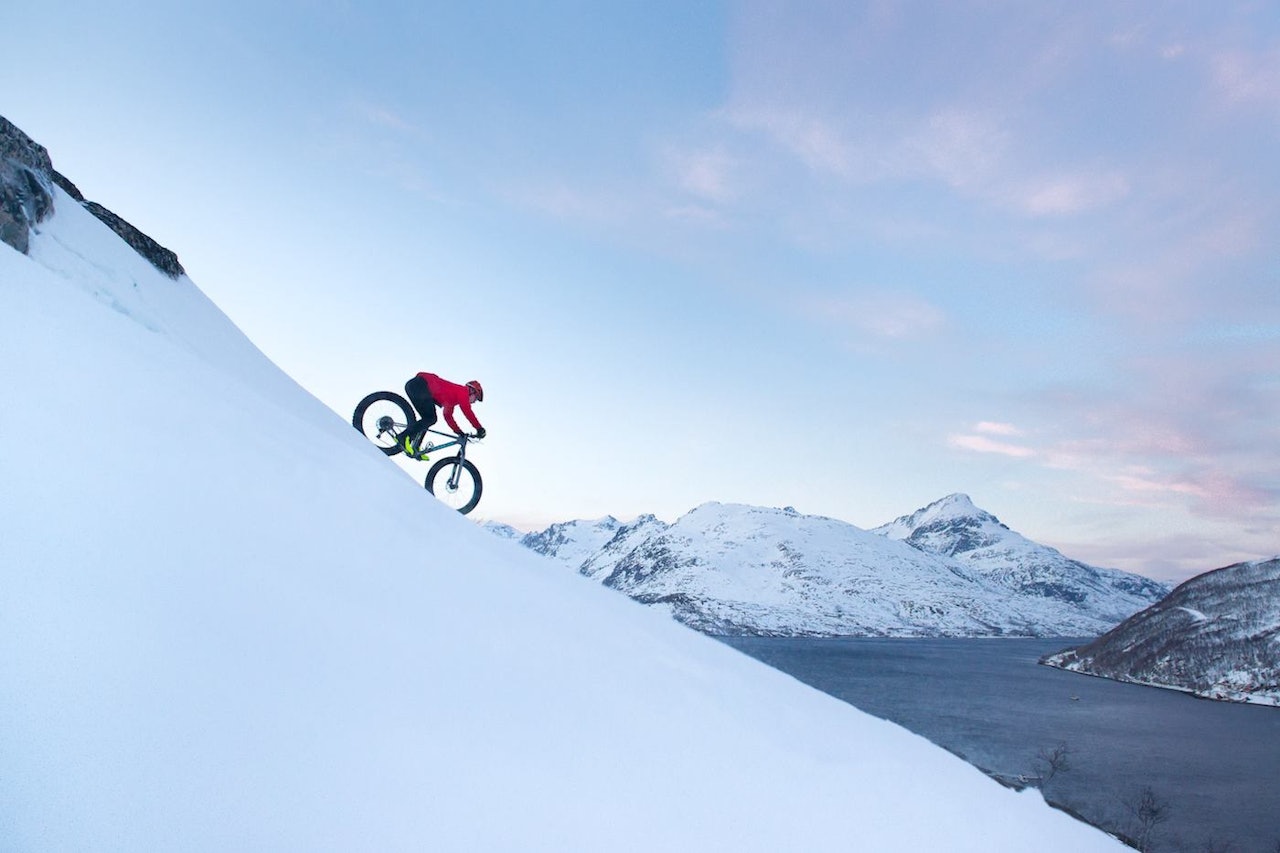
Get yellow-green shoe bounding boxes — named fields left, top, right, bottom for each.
left=400, top=432, right=430, bottom=461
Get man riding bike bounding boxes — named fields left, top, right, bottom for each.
left=400, top=372, right=486, bottom=460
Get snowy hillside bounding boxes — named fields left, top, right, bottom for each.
left=509, top=499, right=1165, bottom=637
left=0, top=119, right=1121, bottom=849
left=1043, top=558, right=1280, bottom=706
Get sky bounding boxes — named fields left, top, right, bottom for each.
left=5, top=1, right=1278, bottom=583
left=1, top=191, right=1123, bottom=850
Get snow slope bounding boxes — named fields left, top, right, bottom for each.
left=0, top=183, right=1120, bottom=849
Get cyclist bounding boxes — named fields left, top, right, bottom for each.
left=400, top=372, right=486, bottom=460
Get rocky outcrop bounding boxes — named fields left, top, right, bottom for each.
left=0, top=116, right=53, bottom=173
left=0, top=117, right=55, bottom=254
left=80, top=200, right=185, bottom=278
left=0, top=115, right=184, bottom=277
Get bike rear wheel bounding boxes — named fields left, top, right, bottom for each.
left=425, top=457, right=483, bottom=514
left=352, top=391, right=414, bottom=456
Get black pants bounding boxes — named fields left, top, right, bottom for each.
left=404, top=375, right=438, bottom=440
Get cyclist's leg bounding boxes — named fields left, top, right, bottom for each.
left=403, top=376, right=439, bottom=445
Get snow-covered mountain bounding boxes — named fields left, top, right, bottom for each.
left=875, top=494, right=1170, bottom=627
left=520, top=513, right=670, bottom=582
left=503, top=498, right=1167, bottom=637
left=1, top=116, right=1122, bottom=850
left=1043, top=558, right=1280, bottom=706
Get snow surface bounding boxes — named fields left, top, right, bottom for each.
left=0, top=188, right=1121, bottom=850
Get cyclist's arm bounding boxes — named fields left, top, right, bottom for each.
left=441, top=404, right=465, bottom=434
left=459, top=401, right=484, bottom=433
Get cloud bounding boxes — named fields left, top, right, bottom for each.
left=663, top=204, right=727, bottom=228
left=350, top=101, right=417, bottom=133
left=504, top=181, right=630, bottom=224
left=725, top=97, right=1137, bottom=227
left=801, top=291, right=946, bottom=341
left=723, top=105, right=865, bottom=180
left=1081, top=197, right=1269, bottom=322
left=1022, top=359, right=1280, bottom=525
left=1049, top=531, right=1258, bottom=584
left=908, top=108, right=1011, bottom=191
left=948, top=358, right=1280, bottom=527
left=706, top=3, right=1279, bottom=576
left=325, top=100, right=445, bottom=198
left=975, top=421, right=1022, bottom=437
left=1212, top=48, right=1280, bottom=107
left=663, top=145, right=739, bottom=203
left=948, top=433, right=1036, bottom=458
left=1017, top=170, right=1131, bottom=216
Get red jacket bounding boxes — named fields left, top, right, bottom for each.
left=419, top=372, right=484, bottom=434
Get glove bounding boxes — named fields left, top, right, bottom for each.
left=475, top=427, right=487, bottom=440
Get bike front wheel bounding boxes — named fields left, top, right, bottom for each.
left=425, top=457, right=483, bottom=515
left=353, top=391, right=414, bottom=456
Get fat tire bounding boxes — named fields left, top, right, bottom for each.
left=425, top=457, right=483, bottom=515
left=352, top=391, right=415, bottom=456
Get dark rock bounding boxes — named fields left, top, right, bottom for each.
left=83, top=201, right=185, bottom=278
left=0, top=161, right=52, bottom=254
left=0, top=116, right=56, bottom=254
left=0, top=114, right=185, bottom=278
left=0, top=115, right=53, bottom=173
left=52, top=170, right=85, bottom=202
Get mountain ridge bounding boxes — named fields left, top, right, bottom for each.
left=1042, top=557, right=1280, bottom=705
left=875, top=493, right=1169, bottom=620
left=495, top=496, right=1171, bottom=637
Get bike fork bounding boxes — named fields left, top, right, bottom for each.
left=449, top=446, right=467, bottom=490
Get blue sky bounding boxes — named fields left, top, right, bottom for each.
left=6, top=1, right=1278, bottom=582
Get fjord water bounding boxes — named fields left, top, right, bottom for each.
left=721, top=637, right=1280, bottom=852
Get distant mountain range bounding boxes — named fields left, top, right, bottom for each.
left=1042, top=558, right=1280, bottom=706
left=486, top=494, right=1170, bottom=637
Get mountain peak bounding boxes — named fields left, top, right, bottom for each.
left=873, top=493, right=1033, bottom=565
left=926, top=493, right=980, bottom=517
left=874, top=493, right=999, bottom=543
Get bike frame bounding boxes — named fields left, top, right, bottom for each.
left=420, top=427, right=471, bottom=489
